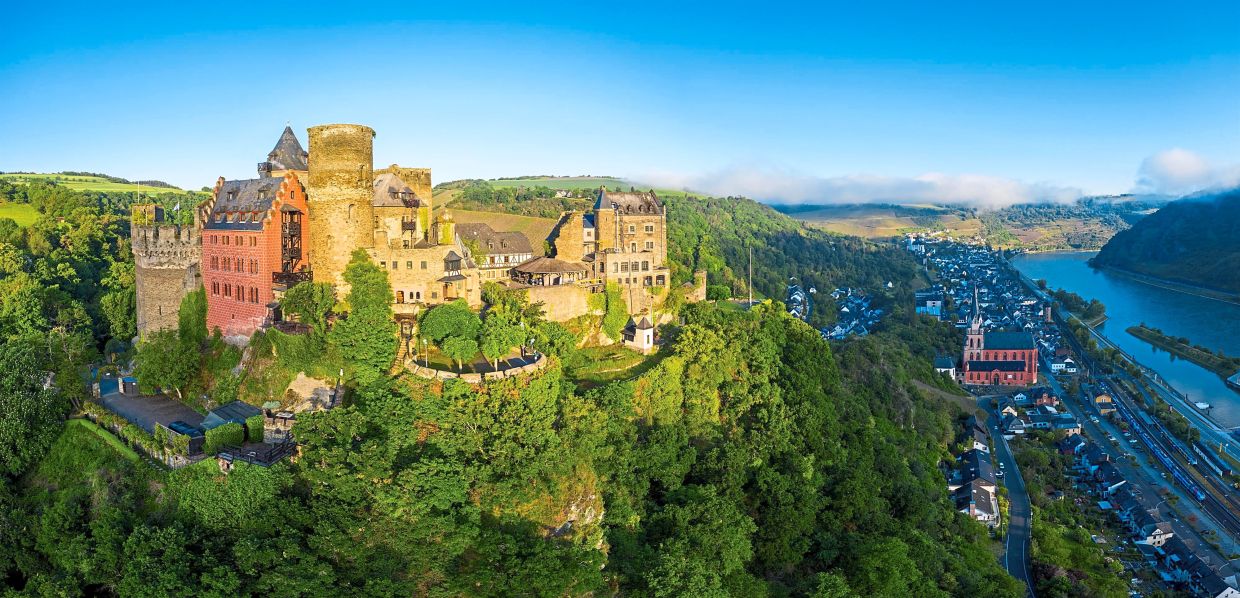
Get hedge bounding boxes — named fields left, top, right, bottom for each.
left=245, top=414, right=265, bottom=443
left=204, top=422, right=245, bottom=455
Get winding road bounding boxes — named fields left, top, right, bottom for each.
left=981, top=397, right=1035, bottom=598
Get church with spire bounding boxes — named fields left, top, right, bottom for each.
left=961, top=286, right=1038, bottom=386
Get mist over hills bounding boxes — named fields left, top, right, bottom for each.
left=1092, top=187, right=1240, bottom=295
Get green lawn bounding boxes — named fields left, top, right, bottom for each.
left=566, top=345, right=662, bottom=386
left=0, top=202, right=40, bottom=226
left=0, top=173, right=184, bottom=193
left=67, top=418, right=142, bottom=462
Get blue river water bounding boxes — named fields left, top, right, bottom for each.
left=1011, top=251, right=1240, bottom=428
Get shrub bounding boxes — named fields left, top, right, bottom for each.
left=245, top=414, right=265, bottom=443
left=204, top=422, right=245, bottom=455
left=534, top=321, right=578, bottom=358
left=601, top=284, right=628, bottom=341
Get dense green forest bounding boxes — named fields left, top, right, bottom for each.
left=2, top=300, right=1019, bottom=596
left=0, top=177, right=1024, bottom=596
left=663, top=195, right=920, bottom=328
left=1091, top=189, right=1240, bottom=294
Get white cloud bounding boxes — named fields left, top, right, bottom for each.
left=1135, top=148, right=1240, bottom=195
left=634, top=165, right=1082, bottom=209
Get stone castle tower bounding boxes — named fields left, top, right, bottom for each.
left=130, top=205, right=201, bottom=338
left=305, top=124, right=376, bottom=288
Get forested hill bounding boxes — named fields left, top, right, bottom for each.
left=1091, top=189, right=1240, bottom=294
left=0, top=174, right=1020, bottom=596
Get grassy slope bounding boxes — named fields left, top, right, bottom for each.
left=487, top=176, right=626, bottom=190
left=0, top=173, right=184, bottom=193
left=795, top=205, right=984, bottom=239
left=447, top=208, right=559, bottom=244
left=0, top=202, right=40, bottom=226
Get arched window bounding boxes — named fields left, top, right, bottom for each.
left=347, top=204, right=355, bottom=220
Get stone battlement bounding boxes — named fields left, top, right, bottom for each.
left=131, top=223, right=201, bottom=268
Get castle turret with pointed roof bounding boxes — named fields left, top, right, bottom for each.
left=258, top=126, right=309, bottom=178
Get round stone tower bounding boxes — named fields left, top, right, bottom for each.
left=306, top=124, right=376, bottom=288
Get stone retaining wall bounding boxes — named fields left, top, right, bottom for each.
left=406, top=353, right=549, bottom=384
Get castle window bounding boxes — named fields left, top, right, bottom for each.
left=406, top=261, right=413, bottom=270
left=380, top=261, right=386, bottom=268
left=621, top=262, right=629, bottom=272
left=223, top=236, right=229, bottom=246
left=612, top=263, right=619, bottom=273
left=347, top=204, right=355, bottom=220
left=392, top=261, right=398, bottom=270
left=211, top=235, right=217, bottom=244
left=431, top=291, right=438, bottom=299
left=642, top=261, right=649, bottom=271
left=396, top=291, right=404, bottom=303
left=645, top=224, right=654, bottom=233
left=628, top=225, right=635, bottom=233
left=224, top=283, right=231, bottom=297
left=250, top=237, right=256, bottom=247
left=656, top=275, right=665, bottom=285
left=212, top=282, right=219, bottom=295
left=421, top=261, right=427, bottom=270
left=645, top=241, right=654, bottom=250
left=630, top=242, right=637, bottom=252
left=416, top=291, right=421, bottom=300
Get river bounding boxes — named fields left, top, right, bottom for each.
left=1011, top=251, right=1240, bottom=428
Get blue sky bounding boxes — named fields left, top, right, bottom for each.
left=1, top=2, right=1237, bottom=205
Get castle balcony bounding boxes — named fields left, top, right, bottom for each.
left=273, top=271, right=312, bottom=286
left=401, top=219, right=419, bottom=231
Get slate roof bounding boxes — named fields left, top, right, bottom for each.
left=457, top=223, right=534, bottom=255
left=934, top=356, right=956, bottom=369
left=984, top=330, right=1036, bottom=350
left=266, top=126, right=308, bottom=172
left=958, top=448, right=996, bottom=486
left=966, top=360, right=1027, bottom=372
left=202, top=401, right=262, bottom=430
left=513, top=256, right=588, bottom=274
left=205, top=178, right=285, bottom=230
left=953, top=479, right=997, bottom=516
left=372, top=172, right=425, bottom=207
left=595, top=188, right=662, bottom=213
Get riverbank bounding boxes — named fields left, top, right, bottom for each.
left=1127, top=325, right=1240, bottom=380
left=1093, top=264, right=1240, bottom=307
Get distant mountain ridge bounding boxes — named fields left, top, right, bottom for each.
left=1091, top=188, right=1240, bottom=295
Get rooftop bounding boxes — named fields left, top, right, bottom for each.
left=595, top=188, right=662, bottom=213
left=457, top=222, right=534, bottom=255
left=265, top=126, right=308, bottom=172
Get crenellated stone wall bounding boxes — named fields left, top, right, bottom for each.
left=131, top=205, right=201, bottom=338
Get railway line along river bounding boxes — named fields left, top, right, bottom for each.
left=1011, top=251, right=1240, bottom=428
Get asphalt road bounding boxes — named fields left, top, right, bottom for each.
left=983, top=400, right=1035, bottom=598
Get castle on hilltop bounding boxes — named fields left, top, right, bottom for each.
left=130, top=123, right=704, bottom=343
